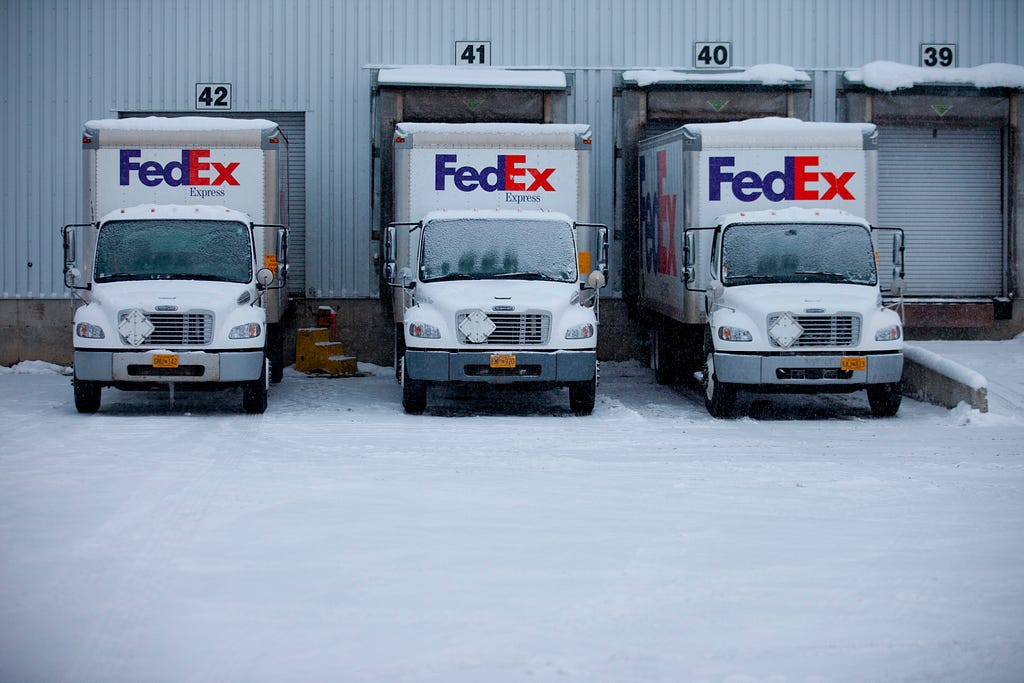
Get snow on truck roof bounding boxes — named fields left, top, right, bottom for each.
left=85, top=116, right=279, bottom=132
left=99, top=204, right=253, bottom=224
left=395, top=122, right=590, bottom=139
left=677, top=117, right=875, bottom=148
left=422, top=209, right=574, bottom=225
left=716, top=207, right=871, bottom=228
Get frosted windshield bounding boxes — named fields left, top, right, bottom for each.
left=720, top=222, right=877, bottom=286
left=94, top=220, right=253, bottom=284
left=419, top=218, right=577, bottom=283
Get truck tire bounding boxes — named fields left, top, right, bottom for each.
left=867, top=382, right=902, bottom=417
left=569, top=372, right=597, bottom=416
left=401, top=356, right=427, bottom=414
left=651, top=327, right=679, bottom=385
left=242, top=359, right=269, bottom=414
left=268, top=323, right=285, bottom=384
left=702, top=340, right=736, bottom=418
left=74, top=376, right=101, bottom=414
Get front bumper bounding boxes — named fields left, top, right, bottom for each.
left=714, top=351, right=903, bottom=386
left=406, top=349, right=596, bottom=384
left=74, top=349, right=265, bottom=383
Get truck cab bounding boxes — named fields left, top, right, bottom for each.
left=385, top=210, right=607, bottom=415
left=64, top=204, right=286, bottom=414
left=699, top=207, right=905, bottom=417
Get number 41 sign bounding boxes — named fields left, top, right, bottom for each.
left=456, top=41, right=490, bottom=66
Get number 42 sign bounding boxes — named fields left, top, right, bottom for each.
left=196, top=83, right=232, bottom=110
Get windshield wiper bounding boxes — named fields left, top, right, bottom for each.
left=794, top=271, right=855, bottom=283
left=423, top=273, right=477, bottom=283
left=184, top=273, right=237, bottom=282
left=490, top=272, right=564, bottom=282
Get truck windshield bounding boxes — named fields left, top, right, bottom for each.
left=419, top=218, right=578, bottom=283
left=720, top=222, right=877, bottom=287
left=93, top=220, right=253, bottom=284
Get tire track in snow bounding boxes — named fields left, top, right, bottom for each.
left=62, top=419, right=250, bottom=682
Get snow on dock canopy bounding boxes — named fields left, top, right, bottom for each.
left=845, top=61, right=1024, bottom=91
left=377, top=67, right=567, bottom=90
left=623, top=64, right=811, bottom=87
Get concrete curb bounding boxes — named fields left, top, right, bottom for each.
left=901, top=344, right=989, bottom=412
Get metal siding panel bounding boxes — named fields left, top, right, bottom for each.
left=877, top=126, right=1004, bottom=297
left=5, top=0, right=1024, bottom=303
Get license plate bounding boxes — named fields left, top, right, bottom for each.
left=152, top=353, right=179, bottom=369
left=489, top=353, right=516, bottom=369
left=841, top=356, right=867, bottom=372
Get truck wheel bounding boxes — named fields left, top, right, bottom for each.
left=569, top=375, right=597, bottom=416
left=268, top=324, right=285, bottom=384
left=401, top=356, right=427, bottom=414
left=74, top=376, right=101, bottom=414
left=702, top=344, right=736, bottom=418
left=652, top=328, right=677, bottom=385
left=242, top=360, right=269, bottom=414
left=867, top=382, right=902, bottom=417
left=393, top=323, right=406, bottom=382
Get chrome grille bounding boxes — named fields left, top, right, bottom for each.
left=768, top=314, right=861, bottom=348
left=120, top=311, right=214, bottom=346
left=457, top=312, right=551, bottom=345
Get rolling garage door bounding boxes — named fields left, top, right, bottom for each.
left=124, top=111, right=306, bottom=296
left=877, top=125, right=1005, bottom=297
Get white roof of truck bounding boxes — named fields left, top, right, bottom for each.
left=716, top=206, right=871, bottom=228
left=85, top=116, right=279, bottom=132
left=99, top=204, right=253, bottom=224
left=683, top=117, right=875, bottom=148
left=422, top=209, right=574, bottom=224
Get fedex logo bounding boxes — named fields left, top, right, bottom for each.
left=435, top=154, right=556, bottom=192
left=119, top=149, right=241, bottom=187
left=638, top=150, right=677, bottom=277
left=709, top=156, right=856, bottom=203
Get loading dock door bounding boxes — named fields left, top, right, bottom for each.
left=877, top=125, right=1005, bottom=297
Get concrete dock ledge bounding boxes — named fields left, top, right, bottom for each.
left=902, top=344, right=989, bottom=412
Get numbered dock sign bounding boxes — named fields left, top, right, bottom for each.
left=456, top=41, right=490, bottom=66
left=195, top=83, right=232, bottom=110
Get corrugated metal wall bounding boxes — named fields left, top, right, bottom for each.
left=2, top=0, right=1022, bottom=300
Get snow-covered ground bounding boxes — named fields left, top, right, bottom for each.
left=1, top=339, right=1022, bottom=683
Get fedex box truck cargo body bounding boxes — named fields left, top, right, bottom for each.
left=638, top=118, right=905, bottom=417
left=62, top=117, right=290, bottom=414
left=383, top=123, right=608, bottom=415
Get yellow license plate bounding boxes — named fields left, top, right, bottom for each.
left=152, top=353, right=179, bottom=369
left=841, top=356, right=867, bottom=372
left=489, top=353, right=516, bottom=369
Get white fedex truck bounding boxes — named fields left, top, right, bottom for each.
left=382, top=123, right=608, bottom=415
left=62, top=117, right=289, bottom=414
left=638, top=118, right=905, bottom=417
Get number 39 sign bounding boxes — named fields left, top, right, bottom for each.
left=195, top=83, right=232, bottom=110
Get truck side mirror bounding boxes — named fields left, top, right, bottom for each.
left=587, top=270, right=606, bottom=289
left=256, top=268, right=275, bottom=288
left=892, top=231, right=905, bottom=279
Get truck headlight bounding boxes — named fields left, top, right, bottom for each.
left=409, top=322, right=441, bottom=339
left=718, top=326, right=752, bottom=342
left=229, top=322, right=263, bottom=339
left=875, top=325, right=902, bottom=341
left=565, top=322, right=595, bottom=340
left=75, top=322, right=105, bottom=339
